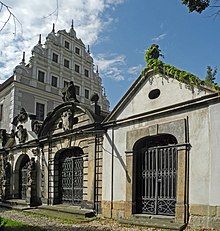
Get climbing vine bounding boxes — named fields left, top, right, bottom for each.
left=143, top=44, right=220, bottom=91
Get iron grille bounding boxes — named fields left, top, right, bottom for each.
left=136, top=146, right=178, bottom=216
left=59, top=156, right=83, bottom=205
left=21, top=163, right=28, bottom=199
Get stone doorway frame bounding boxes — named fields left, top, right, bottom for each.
left=125, top=119, right=189, bottom=224
left=14, top=154, right=30, bottom=199
left=53, top=147, right=84, bottom=205
left=133, top=134, right=178, bottom=216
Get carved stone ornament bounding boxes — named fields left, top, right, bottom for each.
left=61, top=81, right=79, bottom=102
left=32, top=148, right=40, bottom=157
left=27, top=157, right=36, bottom=186
left=31, top=120, right=41, bottom=135
left=61, top=109, right=75, bottom=131
left=12, top=108, right=28, bottom=126
left=15, top=125, right=27, bottom=143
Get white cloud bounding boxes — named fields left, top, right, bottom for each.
left=128, top=64, right=143, bottom=75
left=0, top=0, right=125, bottom=81
left=152, top=33, right=167, bottom=42
left=94, top=53, right=126, bottom=81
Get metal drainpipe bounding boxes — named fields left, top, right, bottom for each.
left=182, top=116, right=190, bottom=229
left=185, top=117, right=190, bottom=228
left=110, top=127, right=114, bottom=218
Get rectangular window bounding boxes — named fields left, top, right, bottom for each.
left=75, top=64, right=80, bottom=73
left=85, top=89, right=89, bottom=99
left=65, top=41, right=70, bottom=49
left=64, top=59, right=70, bottom=68
left=0, top=104, right=3, bottom=121
left=75, top=47, right=80, bottom=55
left=64, top=81, right=69, bottom=87
left=38, top=70, right=45, bottom=83
left=85, top=69, right=89, bottom=77
left=51, top=76, right=58, bottom=87
left=36, top=102, right=45, bottom=121
left=52, top=53, right=58, bottom=63
left=75, top=85, right=80, bottom=95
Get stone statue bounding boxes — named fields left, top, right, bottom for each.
left=0, top=129, right=7, bottom=147
left=12, top=108, right=28, bottom=126
left=146, top=44, right=164, bottom=62
left=61, top=109, right=75, bottom=131
left=1, top=159, right=11, bottom=200
left=3, top=161, right=11, bottom=184
left=4, top=130, right=15, bottom=148
left=15, top=125, right=27, bottom=143
left=26, top=157, right=38, bottom=206
left=61, top=81, right=79, bottom=102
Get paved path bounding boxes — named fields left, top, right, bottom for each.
left=0, top=208, right=156, bottom=231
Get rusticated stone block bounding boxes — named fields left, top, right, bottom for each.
left=124, top=201, right=132, bottom=218
left=101, top=201, right=111, bottom=218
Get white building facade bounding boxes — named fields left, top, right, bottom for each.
left=0, top=23, right=109, bottom=132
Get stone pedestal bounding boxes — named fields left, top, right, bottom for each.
left=2, top=180, right=10, bottom=200
left=26, top=165, right=38, bottom=206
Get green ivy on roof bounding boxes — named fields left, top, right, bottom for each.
left=143, top=44, right=220, bottom=92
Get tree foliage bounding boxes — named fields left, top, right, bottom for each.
left=205, top=65, right=217, bottom=84
left=182, top=0, right=210, bottom=13
left=144, top=44, right=220, bottom=91
left=182, top=0, right=220, bottom=16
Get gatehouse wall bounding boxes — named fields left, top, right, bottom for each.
left=101, top=72, right=220, bottom=229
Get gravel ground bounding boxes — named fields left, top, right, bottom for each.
left=0, top=208, right=160, bottom=231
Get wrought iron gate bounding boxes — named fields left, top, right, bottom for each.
left=59, top=156, right=83, bottom=205
left=20, top=163, right=28, bottom=199
left=136, top=145, right=178, bottom=216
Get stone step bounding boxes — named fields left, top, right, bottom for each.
left=37, top=204, right=95, bottom=218
left=0, top=200, right=95, bottom=218
left=0, top=199, right=30, bottom=210
left=22, top=207, right=96, bottom=223
left=119, top=216, right=186, bottom=230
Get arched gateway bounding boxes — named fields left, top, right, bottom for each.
left=133, top=134, right=178, bottom=216
left=54, top=147, right=84, bottom=205
left=18, top=155, right=30, bottom=199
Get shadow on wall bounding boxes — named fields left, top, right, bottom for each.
left=105, top=132, right=131, bottom=183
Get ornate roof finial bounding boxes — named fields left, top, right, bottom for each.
left=38, top=34, right=42, bottom=44
left=96, top=65, right=99, bottom=74
left=102, top=86, right=106, bottom=97
left=21, top=51, right=25, bottom=64
left=52, top=23, right=55, bottom=33
left=87, top=45, right=90, bottom=54
left=69, top=19, right=76, bottom=37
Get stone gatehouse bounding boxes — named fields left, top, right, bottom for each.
left=0, top=92, right=106, bottom=213
left=101, top=69, right=220, bottom=230
left=1, top=62, right=220, bottom=230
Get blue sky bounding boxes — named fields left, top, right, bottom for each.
left=95, top=1, right=220, bottom=107
left=0, top=0, right=220, bottom=109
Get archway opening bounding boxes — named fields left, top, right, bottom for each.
left=133, top=134, right=178, bottom=216
left=19, top=154, right=30, bottom=199
left=54, top=147, right=84, bottom=205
